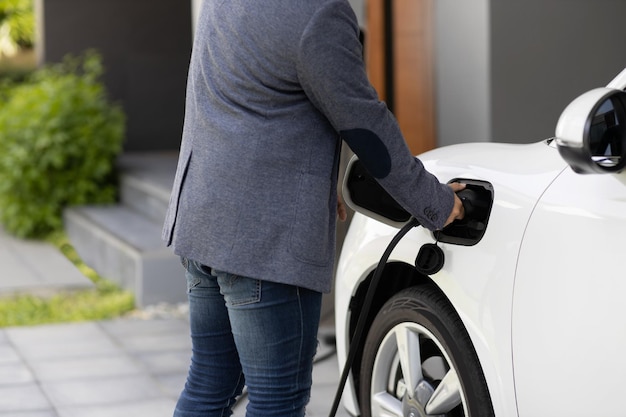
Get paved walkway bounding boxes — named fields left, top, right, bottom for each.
left=0, top=229, right=351, bottom=417
left=0, top=228, right=93, bottom=297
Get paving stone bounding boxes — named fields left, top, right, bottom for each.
left=105, top=331, right=191, bottom=354
left=6, top=323, right=119, bottom=360
left=313, top=352, right=342, bottom=385
left=99, top=318, right=189, bottom=339
left=0, top=343, right=21, bottom=365
left=41, top=375, right=164, bottom=407
left=0, top=251, right=35, bottom=288
left=0, top=411, right=58, bottom=417
left=0, top=384, right=51, bottom=412
left=307, top=383, right=350, bottom=417
left=132, top=350, right=190, bottom=375
left=153, top=372, right=186, bottom=398
left=0, top=362, right=34, bottom=385
left=28, top=354, right=143, bottom=382
left=56, top=399, right=176, bottom=417
left=0, top=229, right=92, bottom=295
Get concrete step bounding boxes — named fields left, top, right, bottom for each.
left=64, top=205, right=185, bottom=307
left=117, top=152, right=178, bottom=223
left=63, top=152, right=183, bottom=307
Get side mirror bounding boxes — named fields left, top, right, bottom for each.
left=342, top=155, right=411, bottom=228
left=555, top=87, right=626, bottom=174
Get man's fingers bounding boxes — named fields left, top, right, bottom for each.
left=448, top=182, right=466, bottom=193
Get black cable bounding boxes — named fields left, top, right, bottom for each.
left=328, top=217, right=421, bottom=417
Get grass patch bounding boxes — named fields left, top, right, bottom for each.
left=0, top=231, right=135, bottom=328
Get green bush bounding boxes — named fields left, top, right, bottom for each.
left=0, top=51, right=125, bottom=238
left=0, top=0, right=35, bottom=54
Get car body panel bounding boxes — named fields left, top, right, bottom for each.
left=335, top=140, right=568, bottom=416
left=512, top=167, right=626, bottom=416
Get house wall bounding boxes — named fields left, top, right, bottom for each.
left=435, top=0, right=626, bottom=145
left=36, top=0, right=193, bottom=151
left=37, top=0, right=625, bottom=150
left=489, top=0, right=626, bottom=144
left=434, top=0, right=491, bottom=146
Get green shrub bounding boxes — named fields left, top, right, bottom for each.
left=0, top=286, right=136, bottom=327
left=0, top=51, right=125, bottom=238
left=0, top=0, right=35, bottom=55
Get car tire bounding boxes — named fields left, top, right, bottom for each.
left=359, top=285, right=494, bottom=417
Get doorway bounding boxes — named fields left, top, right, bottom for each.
left=365, top=0, right=436, bottom=154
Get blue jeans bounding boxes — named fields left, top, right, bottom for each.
left=174, top=258, right=323, bottom=417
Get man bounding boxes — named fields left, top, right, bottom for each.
left=162, top=1, right=465, bottom=416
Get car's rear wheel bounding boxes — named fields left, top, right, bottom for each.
left=359, top=285, right=494, bottom=417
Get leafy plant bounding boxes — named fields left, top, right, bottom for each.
left=0, top=286, right=135, bottom=327
left=0, top=0, right=34, bottom=56
left=0, top=51, right=125, bottom=238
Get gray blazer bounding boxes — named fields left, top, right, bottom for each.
left=162, top=0, right=454, bottom=293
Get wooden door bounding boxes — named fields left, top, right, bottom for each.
left=365, top=0, right=436, bottom=155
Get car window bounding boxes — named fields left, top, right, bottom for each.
left=589, top=97, right=622, bottom=168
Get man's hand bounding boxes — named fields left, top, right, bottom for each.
left=444, top=183, right=466, bottom=227
left=337, top=196, right=348, bottom=222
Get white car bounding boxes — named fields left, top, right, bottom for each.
left=334, top=68, right=626, bottom=417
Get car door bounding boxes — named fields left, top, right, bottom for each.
left=512, top=167, right=626, bottom=416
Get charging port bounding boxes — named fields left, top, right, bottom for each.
left=435, top=179, right=494, bottom=246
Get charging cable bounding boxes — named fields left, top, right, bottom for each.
left=328, top=217, right=421, bottom=417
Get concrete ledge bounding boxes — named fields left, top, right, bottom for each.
left=64, top=206, right=184, bottom=307
left=0, top=228, right=93, bottom=297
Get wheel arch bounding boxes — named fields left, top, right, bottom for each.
left=346, top=261, right=497, bottom=415
left=346, top=261, right=432, bottom=404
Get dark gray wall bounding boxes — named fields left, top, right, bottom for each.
left=490, top=0, right=626, bottom=144
left=435, top=0, right=491, bottom=146
left=435, top=0, right=626, bottom=146
left=36, top=0, right=192, bottom=151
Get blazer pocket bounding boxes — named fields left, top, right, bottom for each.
left=290, top=172, right=332, bottom=266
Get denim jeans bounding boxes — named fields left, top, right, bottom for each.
left=174, top=258, right=323, bottom=417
